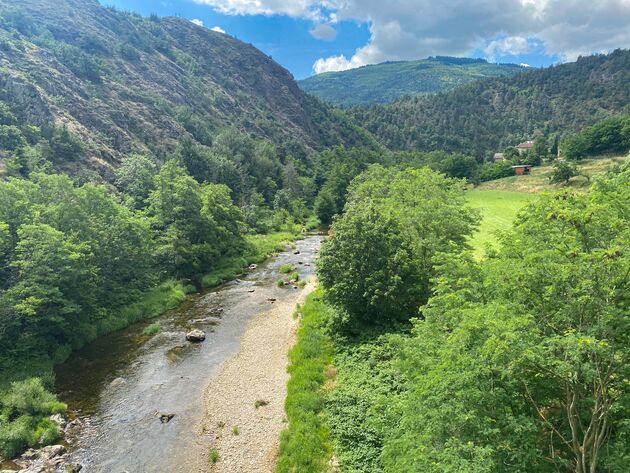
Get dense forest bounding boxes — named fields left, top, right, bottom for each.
left=299, top=57, right=524, bottom=106
left=279, top=161, right=630, bottom=473
left=349, top=49, right=630, bottom=158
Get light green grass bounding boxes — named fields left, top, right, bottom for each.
left=467, top=190, right=535, bottom=259
left=276, top=289, right=333, bottom=473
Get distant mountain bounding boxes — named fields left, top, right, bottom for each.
left=298, top=57, right=525, bottom=106
left=0, top=0, right=373, bottom=177
left=349, top=50, right=630, bottom=157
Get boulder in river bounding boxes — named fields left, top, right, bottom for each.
left=186, top=329, right=206, bottom=342
left=248, top=264, right=257, bottom=270
left=159, top=413, right=175, bottom=423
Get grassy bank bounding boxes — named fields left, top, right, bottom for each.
left=200, top=231, right=302, bottom=288
left=276, top=289, right=334, bottom=473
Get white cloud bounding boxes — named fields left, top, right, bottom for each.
left=191, top=18, right=204, bottom=26
left=484, top=36, right=531, bottom=62
left=310, top=23, right=337, bottom=40
left=211, top=25, right=226, bottom=33
left=191, top=0, right=630, bottom=73
left=313, top=54, right=365, bottom=73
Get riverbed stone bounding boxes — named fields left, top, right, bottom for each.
left=186, top=329, right=206, bottom=342
left=109, top=377, right=127, bottom=388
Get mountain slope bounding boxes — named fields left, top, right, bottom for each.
left=349, top=50, right=630, bottom=157
left=0, top=0, right=372, bottom=176
left=299, top=57, right=525, bottom=106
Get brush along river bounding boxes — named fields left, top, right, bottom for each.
left=53, top=235, right=322, bottom=473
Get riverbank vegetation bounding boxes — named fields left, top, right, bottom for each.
left=281, top=161, right=629, bottom=472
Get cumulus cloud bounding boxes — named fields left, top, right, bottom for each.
left=211, top=25, right=226, bottom=33
left=191, top=18, right=204, bottom=26
left=310, top=23, right=337, bottom=40
left=313, top=54, right=365, bottom=73
left=191, top=0, right=630, bottom=73
left=484, top=36, right=532, bottom=62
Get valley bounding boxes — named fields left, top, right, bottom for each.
left=0, top=1, right=628, bottom=472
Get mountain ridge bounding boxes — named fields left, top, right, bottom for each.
left=299, top=56, right=525, bottom=106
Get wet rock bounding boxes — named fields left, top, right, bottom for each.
left=186, top=329, right=206, bottom=342
left=65, top=464, right=82, bottom=473
left=109, top=377, right=127, bottom=388
left=159, top=413, right=175, bottom=423
left=292, top=286, right=299, bottom=289
left=248, top=264, right=257, bottom=270
left=248, top=289, right=255, bottom=293
left=49, top=414, right=67, bottom=429
left=266, top=298, right=276, bottom=302
left=293, top=250, right=300, bottom=255
left=208, top=307, right=224, bottom=315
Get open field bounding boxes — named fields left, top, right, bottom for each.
left=467, top=190, right=535, bottom=258
left=475, top=156, right=627, bottom=193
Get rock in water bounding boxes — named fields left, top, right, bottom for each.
left=159, top=413, right=175, bottom=423
left=186, top=329, right=206, bottom=342
left=109, top=377, right=127, bottom=388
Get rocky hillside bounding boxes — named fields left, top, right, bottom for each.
left=299, top=57, right=525, bottom=106
left=0, top=0, right=372, bottom=176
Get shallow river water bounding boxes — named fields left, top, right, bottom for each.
left=53, top=235, right=322, bottom=473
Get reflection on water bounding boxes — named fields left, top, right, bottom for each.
left=54, top=235, right=322, bottom=473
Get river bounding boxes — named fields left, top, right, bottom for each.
left=53, top=235, right=322, bottom=473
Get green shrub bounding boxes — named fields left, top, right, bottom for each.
left=277, top=279, right=286, bottom=287
left=142, top=323, right=161, bottom=336
left=0, top=379, right=66, bottom=458
left=288, top=272, right=300, bottom=282
left=208, top=447, right=219, bottom=463
left=279, top=263, right=294, bottom=274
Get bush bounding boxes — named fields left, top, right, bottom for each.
left=0, top=379, right=66, bottom=458
left=142, top=323, right=161, bottom=336
left=279, top=264, right=294, bottom=274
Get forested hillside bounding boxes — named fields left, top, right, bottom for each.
left=299, top=57, right=524, bottom=106
left=0, top=0, right=373, bottom=179
left=350, top=49, right=630, bottom=158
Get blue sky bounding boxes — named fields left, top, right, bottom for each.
left=100, top=0, right=630, bottom=80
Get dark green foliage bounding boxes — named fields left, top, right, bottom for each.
left=276, top=290, right=333, bottom=473
left=318, top=166, right=478, bottom=327
left=351, top=50, right=630, bottom=157
left=550, top=160, right=578, bottom=183
left=299, top=57, right=524, bottom=106
left=382, top=165, right=630, bottom=472
left=561, top=115, right=630, bottom=160
left=478, top=160, right=515, bottom=182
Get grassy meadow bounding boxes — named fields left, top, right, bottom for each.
left=467, top=190, right=535, bottom=258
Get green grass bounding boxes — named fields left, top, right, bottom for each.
left=276, top=289, right=334, bottom=473
left=142, top=322, right=161, bottom=336
left=476, top=156, right=627, bottom=193
left=467, top=190, right=535, bottom=259
left=279, top=263, right=294, bottom=274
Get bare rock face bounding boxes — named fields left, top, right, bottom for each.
left=185, top=329, right=206, bottom=342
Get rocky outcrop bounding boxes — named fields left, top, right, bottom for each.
left=185, top=329, right=206, bottom=342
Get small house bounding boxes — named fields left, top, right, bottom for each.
left=515, top=140, right=534, bottom=155
left=512, top=164, right=532, bottom=175
left=493, top=153, right=506, bottom=162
